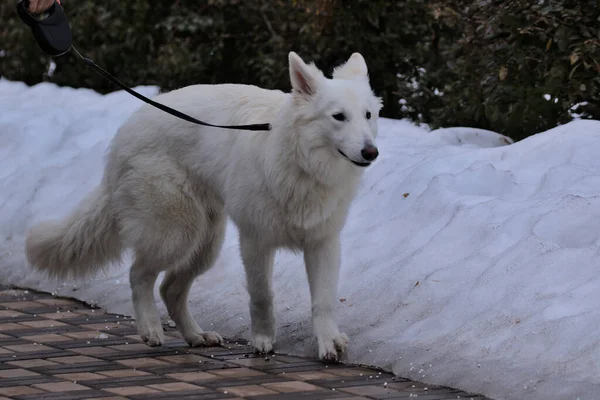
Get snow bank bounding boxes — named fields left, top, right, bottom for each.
left=430, top=126, right=514, bottom=148
left=2, top=78, right=600, bottom=400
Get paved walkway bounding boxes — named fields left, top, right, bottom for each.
left=0, top=287, right=488, bottom=400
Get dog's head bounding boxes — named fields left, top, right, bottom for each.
left=287, top=52, right=383, bottom=169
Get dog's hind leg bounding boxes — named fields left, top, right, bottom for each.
left=240, top=234, right=276, bottom=354
left=130, top=256, right=164, bottom=346
left=116, top=162, right=213, bottom=348
left=160, top=209, right=227, bottom=347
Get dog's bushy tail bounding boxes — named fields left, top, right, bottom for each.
left=25, top=185, right=122, bottom=280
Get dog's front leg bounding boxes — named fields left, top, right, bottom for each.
left=240, top=233, right=276, bottom=354
left=304, top=235, right=348, bottom=362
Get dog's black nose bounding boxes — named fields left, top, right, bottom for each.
left=361, top=144, right=379, bottom=161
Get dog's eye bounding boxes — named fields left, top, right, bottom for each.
left=366, top=111, right=371, bottom=120
left=332, top=113, right=346, bottom=122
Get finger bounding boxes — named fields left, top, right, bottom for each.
left=28, top=0, right=39, bottom=13
left=39, top=0, right=54, bottom=12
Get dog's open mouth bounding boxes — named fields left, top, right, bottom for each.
left=337, top=150, right=371, bottom=167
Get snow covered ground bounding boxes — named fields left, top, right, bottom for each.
left=2, top=78, right=600, bottom=400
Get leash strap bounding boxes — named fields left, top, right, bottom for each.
left=16, top=0, right=272, bottom=132
left=72, top=48, right=272, bottom=131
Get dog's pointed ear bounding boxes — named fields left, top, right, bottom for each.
left=289, top=52, right=321, bottom=97
left=332, top=52, right=369, bottom=80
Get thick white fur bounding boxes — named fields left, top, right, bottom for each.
left=25, top=52, right=383, bottom=361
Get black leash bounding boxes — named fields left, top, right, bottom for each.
left=16, top=0, right=272, bottom=132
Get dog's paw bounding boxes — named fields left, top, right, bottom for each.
left=251, top=334, right=275, bottom=354
left=318, top=333, right=349, bottom=363
left=185, top=331, right=224, bottom=347
left=140, top=326, right=165, bottom=347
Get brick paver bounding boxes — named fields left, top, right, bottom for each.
left=0, top=287, right=489, bottom=399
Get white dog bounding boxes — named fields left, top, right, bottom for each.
left=25, top=51, right=382, bottom=361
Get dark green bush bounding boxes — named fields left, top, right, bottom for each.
left=419, top=0, right=600, bottom=141
left=1, top=0, right=598, bottom=141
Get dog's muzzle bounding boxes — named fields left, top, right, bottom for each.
left=338, top=150, right=372, bottom=167
left=338, top=144, right=378, bottom=167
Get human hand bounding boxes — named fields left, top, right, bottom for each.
left=27, top=0, right=57, bottom=14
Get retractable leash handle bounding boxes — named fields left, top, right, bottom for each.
left=17, top=0, right=72, bottom=56
left=16, top=0, right=272, bottom=132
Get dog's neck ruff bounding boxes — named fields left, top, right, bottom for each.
left=269, top=118, right=363, bottom=191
